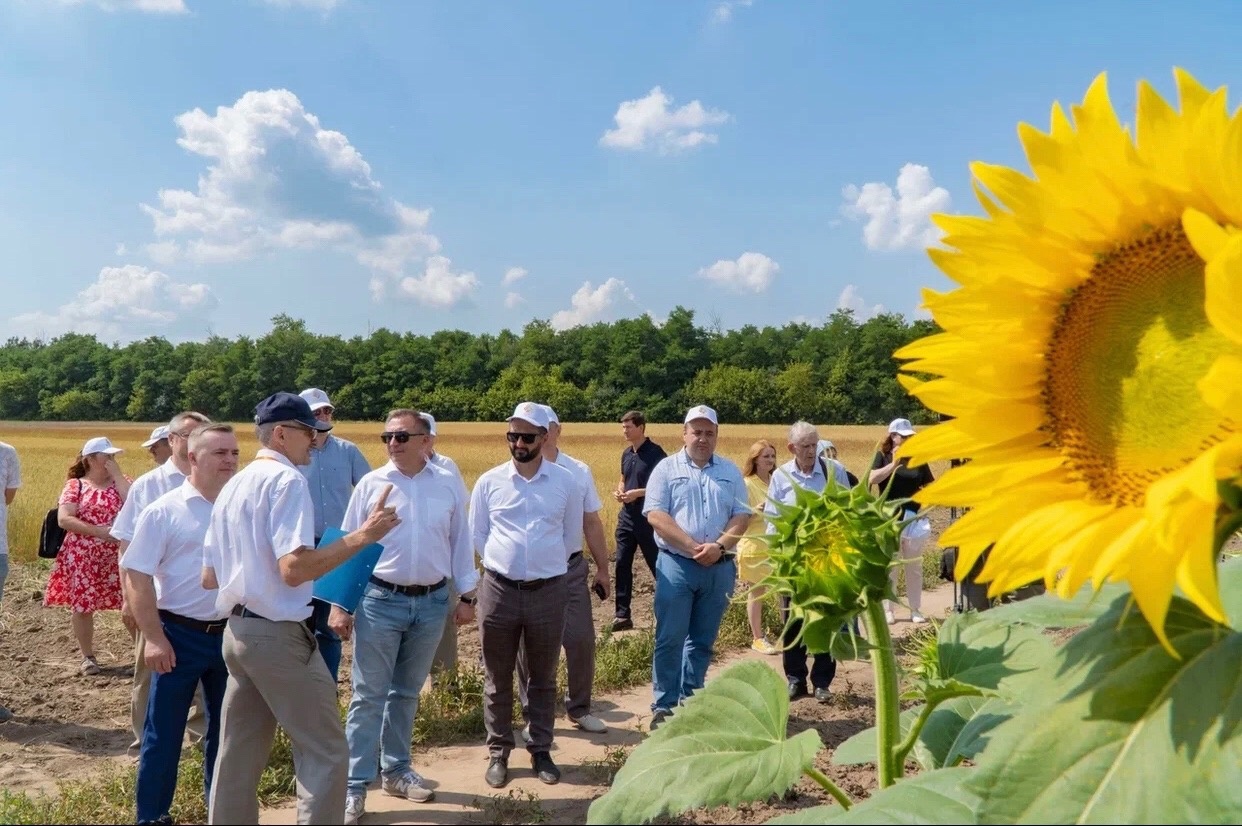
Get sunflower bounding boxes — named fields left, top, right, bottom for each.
left=895, top=69, right=1242, bottom=645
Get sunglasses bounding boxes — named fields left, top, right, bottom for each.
left=381, top=431, right=427, bottom=444
left=506, top=432, right=539, bottom=445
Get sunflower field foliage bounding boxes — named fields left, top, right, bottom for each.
left=587, top=69, right=1242, bottom=825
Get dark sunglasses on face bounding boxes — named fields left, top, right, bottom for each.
left=381, top=431, right=426, bottom=444
left=506, top=432, right=538, bottom=445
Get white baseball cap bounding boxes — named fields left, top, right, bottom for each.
left=888, top=418, right=917, bottom=437
left=539, top=404, right=560, bottom=425
left=684, top=405, right=719, bottom=426
left=419, top=411, right=437, bottom=436
left=817, top=439, right=835, bottom=454
left=82, top=436, right=123, bottom=456
left=299, top=387, right=333, bottom=412
left=141, top=425, right=170, bottom=448
left=508, top=401, right=549, bottom=430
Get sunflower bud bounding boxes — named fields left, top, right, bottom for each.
left=763, top=480, right=902, bottom=654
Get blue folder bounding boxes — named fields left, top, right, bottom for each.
left=311, top=527, right=384, bottom=614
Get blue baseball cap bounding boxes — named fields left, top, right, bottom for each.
left=254, top=392, right=333, bottom=431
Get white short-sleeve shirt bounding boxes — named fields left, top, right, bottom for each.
left=551, top=449, right=601, bottom=557
left=112, top=460, right=187, bottom=543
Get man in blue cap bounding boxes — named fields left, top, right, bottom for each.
left=204, top=392, right=400, bottom=825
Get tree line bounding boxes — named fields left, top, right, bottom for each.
left=0, top=308, right=937, bottom=425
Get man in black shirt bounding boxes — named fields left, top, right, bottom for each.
left=609, top=410, right=667, bottom=632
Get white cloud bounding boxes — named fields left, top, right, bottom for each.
left=550, top=278, right=636, bottom=330
left=696, top=251, right=779, bottom=293
left=600, top=87, right=730, bottom=154
left=140, top=88, right=471, bottom=307
left=836, top=284, right=887, bottom=320
left=10, top=265, right=215, bottom=340
left=504, top=291, right=525, bottom=309
left=841, top=163, right=950, bottom=251
left=115, top=243, right=128, bottom=256
left=712, top=0, right=753, bottom=23
left=56, top=0, right=188, bottom=12
left=502, top=266, right=528, bottom=286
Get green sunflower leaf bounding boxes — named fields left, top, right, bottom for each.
left=768, top=767, right=981, bottom=824
left=936, top=609, right=1057, bottom=697
left=1219, top=556, right=1242, bottom=630
left=967, top=591, right=1242, bottom=823
left=973, top=580, right=1129, bottom=628
left=585, top=660, right=822, bottom=825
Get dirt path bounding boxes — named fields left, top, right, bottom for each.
left=258, top=583, right=958, bottom=825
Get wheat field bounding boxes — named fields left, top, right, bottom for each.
left=0, top=421, right=936, bottom=564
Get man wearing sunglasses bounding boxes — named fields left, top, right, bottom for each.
left=298, top=388, right=372, bottom=684
left=204, top=392, right=400, bottom=825
left=337, top=409, right=474, bottom=824
left=469, top=402, right=584, bottom=790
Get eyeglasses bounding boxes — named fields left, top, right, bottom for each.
left=506, top=432, right=539, bottom=445
left=381, top=431, right=427, bottom=444
left=313, top=408, right=334, bottom=419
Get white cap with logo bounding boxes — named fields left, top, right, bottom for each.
left=887, top=418, right=916, bottom=437
left=141, top=425, right=170, bottom=448
left=82, top=436, right=123, bottom=456
left=299, top=387, right=333, bottom=412
left=684, top=405, right=719, bottom=426
left=508, top=401, right=550, bottom=430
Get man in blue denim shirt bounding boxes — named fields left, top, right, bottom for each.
left=642, top=405, right=749, bottom=731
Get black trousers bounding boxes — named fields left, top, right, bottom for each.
left=614, top=516, right=659, bottom=619
left=781, top=596, right=836, bottom=690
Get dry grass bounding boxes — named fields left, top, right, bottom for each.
left=1, top=421, right=943, bottom=564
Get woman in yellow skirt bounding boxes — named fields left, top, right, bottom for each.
left=737, top=440, right=779, bottom=654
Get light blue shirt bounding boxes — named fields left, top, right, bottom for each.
left=763, top=457, right=848, bottom=526
left=643, top=449, right=747, bottom=557
left=300, top=435, right=371, bottom=540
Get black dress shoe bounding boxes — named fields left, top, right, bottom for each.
left=814, top=687, right=831, bottom=704
left=485, top=755, right=509, bottom=788
left=531, top=751, right=561, bottom=784
left=609, top=617, right=634, bottom=632
left=788, top=679, right=808, bottom=700
left=649, top=708, right=671, bottom=731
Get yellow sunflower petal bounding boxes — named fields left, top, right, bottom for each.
left=1202, top=233, right=1242, bottom=345
left=1199, top=355, right=1242, bottom=413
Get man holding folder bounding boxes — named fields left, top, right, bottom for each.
left=337, top=409, right=476, bottom=824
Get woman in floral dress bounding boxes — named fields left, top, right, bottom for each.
left=44, top=437, right=131, bottom=676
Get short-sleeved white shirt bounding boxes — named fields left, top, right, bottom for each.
left=0, top=442, right=20, bottom=557
left=112, top=460, right=187, bottom=543
left=204, top=448, right=316, bottom=621
left=551, top=449, right=601, bottom=557
left=120, top=480, right=223, bottom=621
left=430, top=452, right=468, bottom=502
left=469, top=457, right=584, bottom=581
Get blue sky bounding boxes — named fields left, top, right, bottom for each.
left=2, top=0, right=1241, bottom=343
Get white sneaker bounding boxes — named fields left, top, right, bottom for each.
left=910, top=612, right=927, bottom=624
left=569, top=713, right=608, bottom=733
left=382, top=769, right=435, bottom=803
left=884, top=609, right=896, bottom=624
left=344, top=793, right=365, bottom=826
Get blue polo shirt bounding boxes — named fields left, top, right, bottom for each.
left=300, top=435, right=371, bottom=539
left=643, top=449, right=747, bottom=558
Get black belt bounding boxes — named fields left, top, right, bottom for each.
left=568, top=551, right=583, bottom=564
left=159, top=609, right=227, bottom=635
left=659, top=547, right=737, bottom=566
left=368, top=575, right=447, bottom=597
left=485, top=569, right=563, bottom=591
left=231, top=604, right=314, bottom=631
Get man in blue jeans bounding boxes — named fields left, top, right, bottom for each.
left=643, top=405, right=749, bottom=731
left=337, top=409, right=477, bottom=825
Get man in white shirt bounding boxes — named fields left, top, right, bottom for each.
left=141, top=425, right=172, bottom=466
left=338, top=409, right=477, bottom=824
left=203, top=392, right=400, bottom=825
left=516, top=404, right=610, bottom=738
left=121, top=423, right=239, bottom=826
left=470, top=402, right=584, bottom=790
left=115, top=411, right=211, bottom=759
left=0, top=440, right=16, bottom=724
left=422, top=411, right=470, bottom=678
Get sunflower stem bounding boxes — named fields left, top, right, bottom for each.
left=893, top=700, right=937, bottom=767
left=864, top=600, right=902, bottom=787
left=803, top=765, right=853, bottom=809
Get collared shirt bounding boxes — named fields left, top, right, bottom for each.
left=618, top=437, right=667, bottom=523
left=111, top=460, right=187, bottom=542
left=342, top=460, right=478, bottom=593
left=470, top=457, right=584, bottom=581
left=121, top=480, right=223, bottom=621
left=551, top=449, right=602, bottom=556
left=643, top=449, right=748, bottom=557
left=204, top=448, right=316, bottom=621
left=0, top=441, right=19, bottom=556
left=764, top=458, right=847, bottom=525
left=301, top=435, right=371, bottom=539
left=430, top=451, right=469, bottom=502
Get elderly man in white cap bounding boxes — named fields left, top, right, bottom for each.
left=142, top=426, right=172, bottom=466
left=469, top=402, right=583, bottom=789
left=298, top=387, right=372, bottom=683
left=642, top=404, right=749, bottom=731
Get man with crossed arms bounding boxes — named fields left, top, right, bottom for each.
left=121, top=424, right=239, bottom=826
left=338, top=409, right=476, bottom=825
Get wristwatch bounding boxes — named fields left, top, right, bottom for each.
left=459, top=595, right=477, bottom=606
